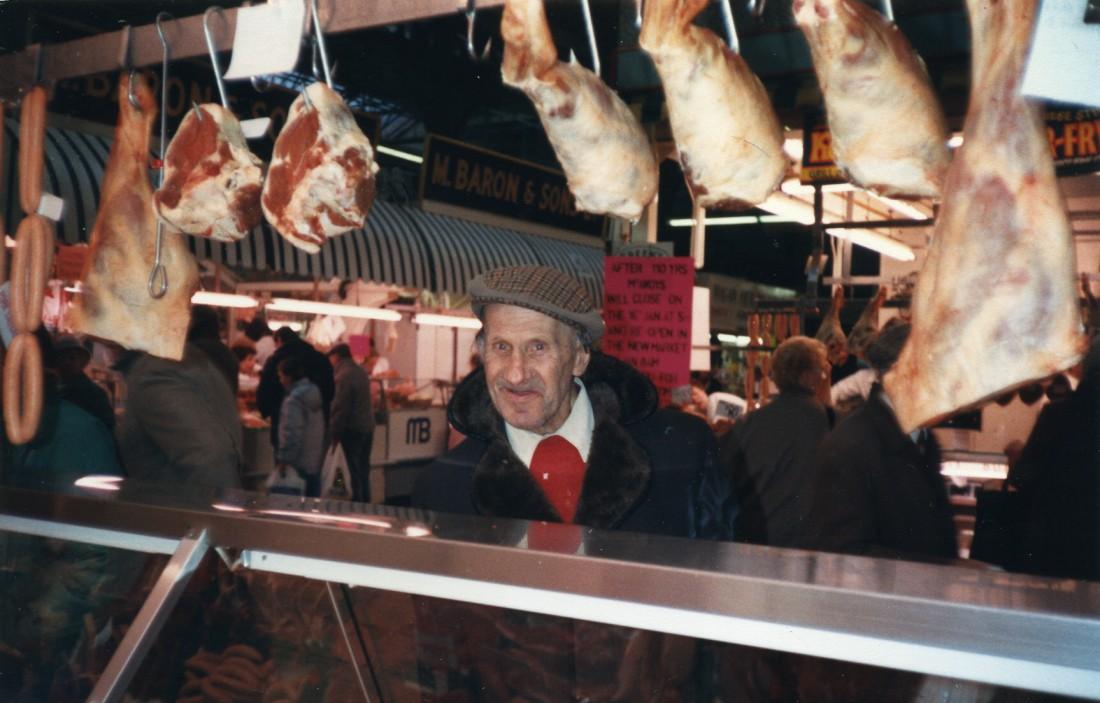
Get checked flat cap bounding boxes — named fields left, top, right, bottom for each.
left=469, top=266, right=604, bottom=343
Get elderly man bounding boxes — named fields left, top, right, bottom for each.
left=412, top=265, right=730, bottom=540
left=804, top=322, right=958, bottom=561
left=719, top=336, right=833, bottom=547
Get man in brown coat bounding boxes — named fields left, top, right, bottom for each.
left=328, top=343, right=376, bottom=501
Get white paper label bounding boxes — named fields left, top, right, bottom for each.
left=1021, top=0, right=1100, bottom=108
left=240, top=117, right=273, bottom=140
left=223, top=0, right=307, bottom=81
left=37, top=192, right=65, bottom=222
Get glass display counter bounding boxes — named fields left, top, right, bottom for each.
left=1, top=479, right=1098, bottom=702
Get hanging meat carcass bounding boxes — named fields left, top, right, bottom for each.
left=69, top=74, right=199, bottom=361
left=154, top=104, right=264, bottom=242
left=639, top=0, right=786, bottom=209
left=261, top=82, right=379, bottom=253
left=847, top=286, right=887, bottom=359
left=884, top=0, right=1085, bottom=431
left=501, top=0, right=658, bottom=221
left=815, top=287, right=846, bottom=354
left=793, top=0, right=950, bottom=199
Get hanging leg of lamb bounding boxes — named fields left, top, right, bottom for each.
left=639, top=0, right=786, bottom=209
left=814, top=287, right=846, bottom=351
left=261, top=82, right=379, bottom=253
left=69, top=73, right=198, bottom=361
left=154, top=104, right=264, bottom=242
left=793, top=0, right=950, bottom=199
left=885, top=0, right=1086, bottom=431
left=847, top=286, right=887, bottom=359
left=501, top=0, right=657, bottom=222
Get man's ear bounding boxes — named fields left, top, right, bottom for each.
left=573, top=345, right=591, bottom=377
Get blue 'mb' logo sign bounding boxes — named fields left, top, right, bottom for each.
left=406, top=418, right=431, bottom=445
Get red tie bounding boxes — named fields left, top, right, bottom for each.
left=529, top=435, right=586, bottom=523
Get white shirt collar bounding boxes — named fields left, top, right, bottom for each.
left=505, top=379, right=594, bottom=468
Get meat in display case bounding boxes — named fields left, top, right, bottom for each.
left=1, top=478, right=1099, bottom=702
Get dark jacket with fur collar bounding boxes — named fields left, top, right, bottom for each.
left=412, top=352, right=731, bottom=539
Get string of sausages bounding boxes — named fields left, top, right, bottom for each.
left=4, top=86, right=52, bottom=445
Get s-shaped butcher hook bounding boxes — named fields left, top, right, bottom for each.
left=203, top=6, right=231, bottom=109
left=720, top=0, right=740, bottom=54
left=148, top=12, right=174, bottom=299
left=579, top=0, right=601, bottom=77
left=465, top=0, right=492, bottom=61
left=119, top=25, right=142, bottom=110
left=310, top=0, right=334, bottom=88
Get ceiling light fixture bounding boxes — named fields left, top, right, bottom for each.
left=266, top=298, right=402, bottom=321
left=716, top=333, right=751, bottom=346
left=826, top=228, right=916, bottom=262
left=192, top=291, right=259, bottom=308
left=868, top=193, right=929, bottom=221
left=667, top=214, right=803, bottom=228
left=375, top=145, right=424, bottom=163
left=413, top=313, right=483, bottom=329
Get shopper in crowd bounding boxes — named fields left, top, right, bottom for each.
left=328, top=343, right=375, bottom=502
left=6, top=330, right=121, bottom=487
left=827, top=336, right=866, bottom=385
left=53, top=333, right=115, bottom=429
left=412, top=265, right=732, bottom=539
left=274, top=356, right=326, bottom=498
left=244, top=314, right=277, bottom=367
left=804, top=323, right=957, bottom=561
left=257, top=326, right=334, bottom=450
left=719, top=336, right=834, bottom=547
left=1002, top=338, right=1100, bottom=581
left=188, top=304, right=238, bottom=393
left=364, top=338, right=390, bottom=377
left=114, top=343, right=242, bottom=491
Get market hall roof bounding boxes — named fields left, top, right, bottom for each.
left=0, top=118, right=605, bottom=301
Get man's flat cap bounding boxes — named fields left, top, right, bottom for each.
left=469, top=266, right=604, bottom=343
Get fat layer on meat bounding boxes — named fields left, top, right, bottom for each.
left=69, top=74, right=198, bottom=361
left=262, top=82, right=379, bottom=253
left=640, top=0, right=787, bottom=209
left=885, top=0, right=1085, bottom=431
left=501, top=0, right=657, bottom=222
left=794, top=0, right=950, bottom=199
left=154, top=104, right=264, bottom=242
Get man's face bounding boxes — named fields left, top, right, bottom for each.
left=481, top=304, right=591, bottom=435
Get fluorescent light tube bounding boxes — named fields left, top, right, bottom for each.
left=414, top=313, right=483, bottom=329
left=826, top=228, right=916, bottom=262
left=266, top=298, right=402, bottom=321
left=375, top=145, right=424, bottom=163
left=191, top=291, right=259, bottom=308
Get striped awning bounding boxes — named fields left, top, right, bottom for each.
left=2, top=119, right=605, bottom=300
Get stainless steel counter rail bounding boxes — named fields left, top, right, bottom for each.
left=2, top=484, right=1100, bottom=700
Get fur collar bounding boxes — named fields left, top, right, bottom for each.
left=449, top=352, right=659, bottom=529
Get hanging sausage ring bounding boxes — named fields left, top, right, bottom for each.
left=3, top=84, right=52, bottom=445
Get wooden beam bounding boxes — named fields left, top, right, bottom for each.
left=0, top=0, right=505, bottom=102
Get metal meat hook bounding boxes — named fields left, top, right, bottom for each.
left=881, top=0, right=894, bottom=22
left=750, top=0, right=766, bottom=19
left=579, top=0, right=601, bottom=77
left=148, top=12, right=174, bottom=300
left=465, top=0, right=492, bottom=61
left=719, top=0, right=740, bottom=54
left=310, top=0, right=334, bottom=88
left=119, top=25, right=142, bottom=110
left=202, top=6, right=231, bottom=109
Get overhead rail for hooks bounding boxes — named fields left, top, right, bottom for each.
left=0, top=0, right=507, bottom=101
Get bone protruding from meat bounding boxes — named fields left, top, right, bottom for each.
left=794, top=0, right=950, bottom=199
left=69, top=73, right=198, bottom=361
left=847, top=286, right=887, bottom=359
left=640, top=0, right=786, bottom=209
left=885, top=0, right=1085, bottom=431
left=501, top=0, right=657, bottom=222
left=262, top=82, right=379, bottom=253
left=154, top=104, right=264, bottom=242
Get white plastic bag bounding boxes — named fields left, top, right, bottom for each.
left=266, top=465, right=305, bottom=496
left=321, top=444, right=352, bottom=499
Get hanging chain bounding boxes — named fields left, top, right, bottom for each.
left=4, top=85, right=53, bottom=445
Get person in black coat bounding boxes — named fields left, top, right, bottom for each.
left=719, top=335, right=833, bottom=547
left=257, top=327, right=335, bottom=450
left=804, top=322, right=958, bottom=561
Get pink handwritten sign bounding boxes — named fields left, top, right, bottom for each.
left=602, top=257, right=694, bottom=405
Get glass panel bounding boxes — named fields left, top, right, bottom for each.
left=0, top=529, right=162, bottom=701
left=124, top=553, right=369, bottom=703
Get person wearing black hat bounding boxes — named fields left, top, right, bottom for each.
left=53, top=334, right=115, bottom=430
left=803, top=322, right=958, bottom=561
left=412, top=265, right=731, bottom=540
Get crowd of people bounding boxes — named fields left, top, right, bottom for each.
left=3, top=265, right=1095, bottom=583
